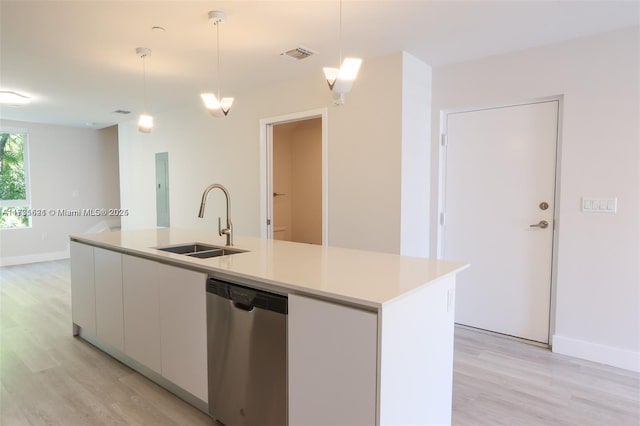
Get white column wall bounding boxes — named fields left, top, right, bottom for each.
left=400, top=52, right=432, bottom=257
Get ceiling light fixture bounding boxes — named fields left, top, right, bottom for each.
left=323, top=0, right=362, bottom=105
left=201, top=10, right=234, bottom=118
left=0, top=90, right=31, bottom=105
left=136, top=47, right=153, bottom=133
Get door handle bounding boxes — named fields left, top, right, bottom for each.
left=530, top=220, right=549, bottom=229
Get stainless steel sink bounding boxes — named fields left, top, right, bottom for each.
left=188, top=248, right=244, bottom=259
left=157, top=243, right=219, bottom=254
left=156, top=243, right=247, bottom=258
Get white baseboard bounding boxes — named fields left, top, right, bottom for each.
left=0, top=249, right=69, bottom=267
left=552, top=334, right=640, bottom=373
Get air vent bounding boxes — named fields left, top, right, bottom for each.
left=280, top=46, right=317, bottom=61
left=113, top=109, right=131, bottom=114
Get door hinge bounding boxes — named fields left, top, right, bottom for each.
left=267, top=219, right=271, bottom=226
left=440, top=133, right=448, bottom=147
left=440, top=212, right=446, bottom=226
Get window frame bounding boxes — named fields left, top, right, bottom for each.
left=0, top=127, right=32, bottom=228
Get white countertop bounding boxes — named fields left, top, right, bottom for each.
left=71, top=228, right=468, bottom=309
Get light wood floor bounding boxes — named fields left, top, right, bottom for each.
left=1, top=260, right=638, bottom=426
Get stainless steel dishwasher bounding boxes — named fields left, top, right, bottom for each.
left=206, top=276, right=287, bottom=426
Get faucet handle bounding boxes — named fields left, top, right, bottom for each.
left=218, top=216, right=232, bottom=246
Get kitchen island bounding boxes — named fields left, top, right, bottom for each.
left=70, top=228, right=468, bottom=425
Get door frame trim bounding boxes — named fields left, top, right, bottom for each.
left=259, top=108, right=329, bottom=245
left=436, top=95, right=564, bottom=344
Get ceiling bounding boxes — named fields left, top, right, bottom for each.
left=1, top=0, right=638, bottom=129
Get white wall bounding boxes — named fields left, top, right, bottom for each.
left=327, top=53, right=403, bottom=253
left=400, top=52, right=432, bottom=257
left=431, top=28, right=640, bottom=371
left=0, top=120, right=120, bottom=265
left=119, top=53, right=416, bottom=254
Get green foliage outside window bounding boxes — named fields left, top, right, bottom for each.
left=0, top=132, right=30, bottom=229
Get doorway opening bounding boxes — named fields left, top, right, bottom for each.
left=260, top=109, right=328, bottom=245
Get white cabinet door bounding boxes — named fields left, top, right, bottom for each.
left=70, top=242, right=96, bottom=334
left=94, top=247, right=124, bottom=351
left=158, top=264, right=207, bottom=402
left=288, top=294, right=378, bottom=425
left=122, top=255, right=161, bottom=373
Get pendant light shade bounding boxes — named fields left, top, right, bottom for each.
left=200, top=93, right=234, bottom=117
left=324, top=0, right=362, bottom=105
left=322, top=67, right=340, bottom=88
left=201, top=11, right=234, bottom=117
left=137, top=114, right=154, bottom=133
left=136, top=47, right=153, bottom=133
left=323, top=57, right=362, bottom=93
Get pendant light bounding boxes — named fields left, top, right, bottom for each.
left=136, top=47, right=153, bottom=133
left=323, top=0, right=362, bottom=105
left=201, top=10, right=234, bottom=117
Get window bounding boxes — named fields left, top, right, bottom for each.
left=0, top=130, right=31, bottom=229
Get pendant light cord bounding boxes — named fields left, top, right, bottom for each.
left=216, top=21, right=221, bottom=99
left=142, top=54, right=148, bottom=111
left=339, top=0, right=343, bottom=64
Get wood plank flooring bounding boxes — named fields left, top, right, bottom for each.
left=1, top=260, right=639, bottom=425
left=452, top=327, right=639, bottom=426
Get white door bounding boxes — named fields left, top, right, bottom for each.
left=441, top=100, right=558, bottom=344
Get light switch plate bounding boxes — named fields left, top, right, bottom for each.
left=582, top=197, right=617, bottom=213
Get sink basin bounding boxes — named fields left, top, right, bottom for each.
left=157, top=243, right=220, bottom=254
left=188, top=248, right=243, bottom=258
left=156, top=242, right=247, bottom=258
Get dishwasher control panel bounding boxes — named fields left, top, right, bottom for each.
left=206, top=277, right=288, bottom=314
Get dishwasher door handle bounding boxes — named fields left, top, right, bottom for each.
left=232, top=301, right=254, bottom=311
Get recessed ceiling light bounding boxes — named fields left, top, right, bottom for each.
left=0, top=90, right=31, bottom=105
left=113, top=109, right=131, bottom=115
left=152, top=26, right=166, bottom=32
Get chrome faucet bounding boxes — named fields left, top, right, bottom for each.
left=198, top=184, right=233, bottom=246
